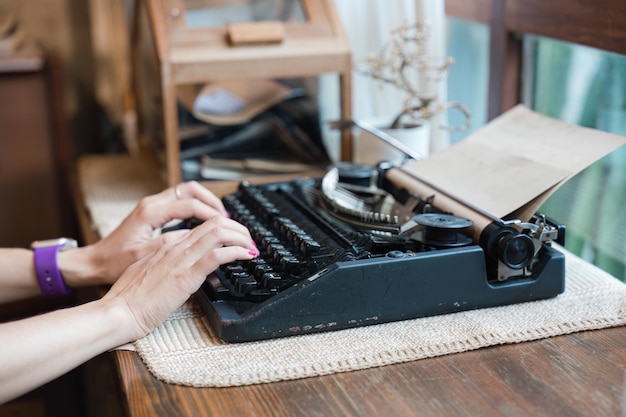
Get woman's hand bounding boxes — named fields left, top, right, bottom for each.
left=0, top=184, right=258, bottom=403
left=61, top=181, right=231, bottom=286
left=103, top=215, right=258, bottom=339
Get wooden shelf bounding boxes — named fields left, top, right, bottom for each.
left=132, top=0, right=352, bottom=186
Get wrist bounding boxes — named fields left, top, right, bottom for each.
left=96, top=295, right=151, bottom=342
left=58, top=244, right=107, bottom=288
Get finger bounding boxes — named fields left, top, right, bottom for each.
left=180, top=218, right=256, bottom=253
left=189, top=246, right=258, bottom=278
left=158, top=222, right=252, bottom=257
left=173, top=181, right=226, bottom=215
left=163, top=214, right=253, bottom=243
left=166, top=223, right=257, bottom=271
left=129, top=197, right=227, bottom=233
left=135, top=185, right=232, bottom=230
left=154, top=199, right=225, bottom=226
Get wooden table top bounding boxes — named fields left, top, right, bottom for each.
left=72, top=155, right=626, bottom=417
left=112, top=326, right=626, bottom=417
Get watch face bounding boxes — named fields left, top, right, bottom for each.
left=31, top=237, right=78, bottom=250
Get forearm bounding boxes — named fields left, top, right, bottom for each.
left=0, top=248, right=39, bottom=302
left=0, top=297, right=138, bottom=404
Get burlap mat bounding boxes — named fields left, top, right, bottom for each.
left=77, top=154, right=626, bottom=388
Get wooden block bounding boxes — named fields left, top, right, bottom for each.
left=227, top=21, right=285, bottom=46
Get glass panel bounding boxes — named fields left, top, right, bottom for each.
left=184, top=0, right=306, bottom=28
left=445, top=17, right=490, bottom=145
left=525, top=36, right=626, bottom=281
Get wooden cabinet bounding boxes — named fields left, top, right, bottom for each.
left=132, top=0, right=352, bottom=186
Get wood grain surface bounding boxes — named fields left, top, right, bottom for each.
left=113, top=326, right=626, bottom=417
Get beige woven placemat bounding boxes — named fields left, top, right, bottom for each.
left=132, top=250, right=626, bottom=387
left=77, top=154, right=626, bottom=388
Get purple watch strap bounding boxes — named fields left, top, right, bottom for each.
left=33, top=245, right=72, bottom=297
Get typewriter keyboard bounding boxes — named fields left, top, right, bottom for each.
left=204, top=179, right=381, bottom=303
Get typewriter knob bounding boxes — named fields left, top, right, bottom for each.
left=413, top=213, right=473, bottom=247
left=481, top=223, right=535, bottom=270
left=332, top=162, right=379, bottom=188
left=497, top=232, right=534, bottom=269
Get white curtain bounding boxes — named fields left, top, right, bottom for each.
left=319, top=0, right=448, bottom=161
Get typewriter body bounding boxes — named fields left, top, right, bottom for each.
left=189, top=162, right=566, bottom=343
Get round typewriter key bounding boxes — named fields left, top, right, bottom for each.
left=235, top=275, right=258, bottom=294
left=262, top=272, right=283, bottom=289
left=230, top=271, right=249, bottom=285
left=224, top=265, right=245, bottom=280
left=254, top=264, right=273, bottom=279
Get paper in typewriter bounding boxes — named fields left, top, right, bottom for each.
left=388, top=105, right=626, bottom=238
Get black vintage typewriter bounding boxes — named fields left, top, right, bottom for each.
left=176, top=162, right=565, bottom=342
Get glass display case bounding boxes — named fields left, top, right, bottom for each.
left=132, top=0, right=352, bottom=185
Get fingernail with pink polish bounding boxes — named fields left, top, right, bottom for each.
left=223, top=211, right=231, bottom=219
left=248, top=247, right=260, bottom=257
